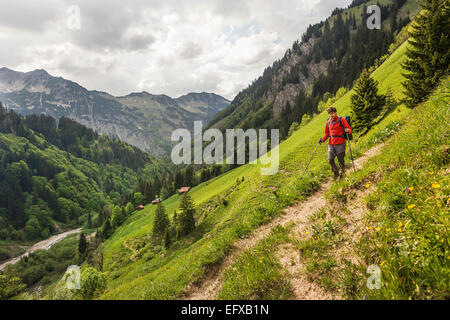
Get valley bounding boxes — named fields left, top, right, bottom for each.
left=0, top=0, right=447, bottom=302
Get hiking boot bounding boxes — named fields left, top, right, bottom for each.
left=339, top=170, right=345, bottom=179
left=333, top=172, right=339, bottom=180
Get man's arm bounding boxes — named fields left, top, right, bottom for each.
left=341, top=118, right=352, bottom=134
left=320, top=121, right=329, bottom=143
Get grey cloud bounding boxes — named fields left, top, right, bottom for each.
left=315, top=0, right=354, bottom=15
left=243, top=47, right=272, bottom=65
left=123, top=34, right=156, bottom=52
left=0, top=0, right=61, bottom=32
left=212, top=0, right=250, bottom=20
left=1, top=0, right=354, bottom=100
left=64, top=1, right=157, bottom=53
left=178, top=42, right=203, bottom=60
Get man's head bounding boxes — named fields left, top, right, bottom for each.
left=327, top=107, right=337, bottom=118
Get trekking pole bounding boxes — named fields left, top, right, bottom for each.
left=302, top=142, right=321, bottom=178
left=346, top=133, right=356, bottom=172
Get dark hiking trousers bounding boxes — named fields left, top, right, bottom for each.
left=328, top=143, right=346, bottom=174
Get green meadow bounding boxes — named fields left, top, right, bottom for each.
left=98, top=38, right=417, bottom=299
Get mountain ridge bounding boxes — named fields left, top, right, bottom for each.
left=207, top=0, right=420, bottom=138
left=0, top=67, right=230, bottom=157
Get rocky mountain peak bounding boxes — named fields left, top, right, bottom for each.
left=0, top=68, right=229, bottom=157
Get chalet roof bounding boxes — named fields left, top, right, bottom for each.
left=179, top=187, right=190, bottom=193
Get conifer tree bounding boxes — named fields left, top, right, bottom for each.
left=183, top=166, right=193, bottom=187
left=164, top=230, right=172, bottom=249
left=177, top=193, right=196, bottom=239
left=153, top=203, right=170, bottom=239
left=111, top=205, right=122, bottom=229
left=350, top=70, right=385, bottom=132
left=402, top=0, right=450, bottom=107
left=101, top=218, right=112, bottom=240
left=78, top=232, right=87, bottom=256
left=125, top=202, right=134, bottom=216
left=87, top=212, right=93, bottom=229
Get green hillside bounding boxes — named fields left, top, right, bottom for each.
left=218, top=75, right=448, bottom=300
left=0, top=110, right=168, bottom=262
left=94, top=35, right=416, bottom=299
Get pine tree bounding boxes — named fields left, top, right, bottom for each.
left=87, top=212, right=93, bottom=229
left=125, top=202, right=134, bottom=216
left=111, top=205, right=122, bottom=229
left=164, top=230, right=172, bottom=249
left=101, top=218, right=112, bottom=240
left=177, top=193, right=196, bottom=239
left=183, top=166, right=193, bottom=187
left=402, top=0, right=450, bottom=107
left=98, top=207, right=105, bottom=227
left=78, top=232, right=87, bottom=256
left=350, top=70, right=385, bottom=132
left=153, top=203, right=170, bottom=239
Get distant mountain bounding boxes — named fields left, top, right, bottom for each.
left=0, top=68, right=230, bottom=157
left=175, top=92, right=230, bottom=123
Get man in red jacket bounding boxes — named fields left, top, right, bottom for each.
left=319, top=107, right=352, bottom=179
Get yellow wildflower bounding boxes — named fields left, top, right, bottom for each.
left=376, top=227, right=381, bottom=232
left=386, top=228, right=391, bottom=232
left=408, top=204, right=416, bottom=209
left=432, top=182, right=441, bottom=189
left=398, top=229, right=402, bottom=233
left=408, top=187, right=414, bottom=191
left=428, top=171, right=434, bottom=175
left=368, top=226, right=373, bottom=230
left=365, top=183, right=371, bottom=189
left=380, top=261, right=386, bottom=267
left=398, top=222, right=403, bottom=227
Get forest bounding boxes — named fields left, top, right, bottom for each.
left=0, top=104, right=169, bottom=244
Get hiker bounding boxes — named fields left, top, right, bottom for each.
left=319, top=107, right=352, bottom=178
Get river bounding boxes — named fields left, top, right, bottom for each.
left=0, top=228, right=82, bottom=271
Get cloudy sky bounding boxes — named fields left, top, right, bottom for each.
left=0, top=0, right=352, bottom=100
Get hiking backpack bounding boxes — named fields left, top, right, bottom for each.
left=341, top=116, right=353, bottom=141
left=328, top=116, right=353, bottom=141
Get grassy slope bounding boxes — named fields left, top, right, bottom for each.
left=99, top=38, right=411, bottom=299
left=292, top=77, right=449, bottom=300
left=340, top=78, right=449, bottom=299
left=216, top=40, right=419, bottom=299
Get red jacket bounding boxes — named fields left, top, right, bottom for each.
left=322, top=116, right=352, bottom=145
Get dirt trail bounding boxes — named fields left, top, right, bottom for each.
left=123, top=240, right=139, bottom=261
left=183, top=143, right=384, bottom=300
left=0, top=228, right=82, bottom=271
